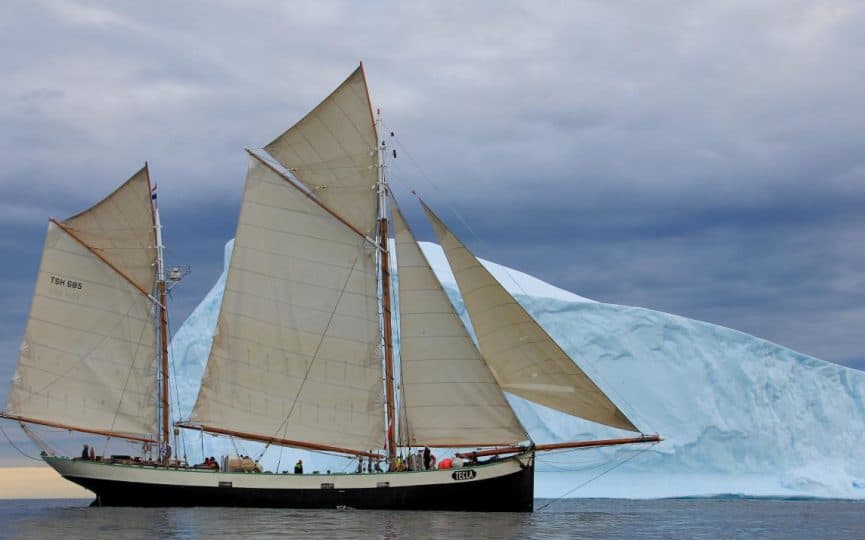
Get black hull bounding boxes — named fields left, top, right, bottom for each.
left=67, top=462, right=534, bottom=512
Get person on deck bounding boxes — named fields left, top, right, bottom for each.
left=89, top=445, right=95, bottom=461
left=294, top=459, right=303, bottom=474
left=416, top=449, right=424, bottom=471
left=423, top=446, right=431, bottom=470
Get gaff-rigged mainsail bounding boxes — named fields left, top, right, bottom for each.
left=421, top=201, right=640, bottom=432
left=187, top=156, right=385, bottom=453
left=185, top=64, right=386, bottom=456
left=4, top=168, right=159, bottom=439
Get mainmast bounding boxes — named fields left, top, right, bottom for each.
left=147, top=164, right=171, bottom=461
left=375, top=108, right=398, bottom=464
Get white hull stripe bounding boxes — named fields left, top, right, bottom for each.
left=46, top=454, right=532, bottom=491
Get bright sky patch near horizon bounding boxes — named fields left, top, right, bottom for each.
left=0, top=467, right=91, bottom=499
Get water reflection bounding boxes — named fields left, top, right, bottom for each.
left=2, top=498, right=864, bottom=540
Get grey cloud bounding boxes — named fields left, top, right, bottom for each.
left=0, top=0, right=862, bottom=384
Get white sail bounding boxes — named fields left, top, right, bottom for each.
left=5, top=169, right=158, bottom=436
left=264, top=65, right=379, bottom=236
left=393, top=206, right=528, bottom=446
left=422, top=202, right=639, bottom=432
left=62, top=170, right=157, bottom=292
left=190, top=157, right=385, bottom=451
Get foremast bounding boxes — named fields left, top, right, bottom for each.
left=147, top=164, right=172, bottom=462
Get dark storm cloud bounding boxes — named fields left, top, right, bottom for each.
left=0, top=0, right=862, bottom=410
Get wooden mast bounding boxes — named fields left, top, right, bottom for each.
left=361, top=61, right=398, bottom=464
left=158, top=280, right=169, bottom=454
left=147, top=163, right=171, bottom=461
left=374, top=104, right=398, bottom=465
left=380, top=213, right=397, bottom=462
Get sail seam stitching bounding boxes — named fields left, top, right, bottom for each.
left=246, top=150, right=381, bottom=251
left=51, top=219, right=154, bottom=301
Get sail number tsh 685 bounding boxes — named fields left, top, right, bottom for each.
left=50, top=276, right=83, bottom=289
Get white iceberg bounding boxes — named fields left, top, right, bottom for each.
left=169, top=240, right=865, bottom=498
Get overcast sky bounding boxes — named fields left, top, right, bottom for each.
left=1, top=0, right=863, bottom=432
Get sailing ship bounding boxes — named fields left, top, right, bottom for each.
left=1, top=64, right=660, bottom=511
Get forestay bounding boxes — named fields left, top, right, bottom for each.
left=5, top=169, right=158, bottom=436
left=190, top=158, right=385, bottom=451
left=422, top=202, right=639, bottom=432
left=392, top=205, right=528, bottom=446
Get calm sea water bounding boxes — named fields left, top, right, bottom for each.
left=0, top=498, right=861, bottom=539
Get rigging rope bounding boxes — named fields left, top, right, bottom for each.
left=0, top=425, right=42, bottom=462
left=535, top=443, right=656, bottom=512
left=383, top=124, right=538, bottom=301
left=388, top=194, right=412, bottom=451
left=102, top=298, right=153, bottom=458
left=384, top=125, right=657, bottom=436
left=276, top=442, right=285, bottom=474
left=258, top=248, right=364, bottom=461
left=165, top=307, right=189, bottom=461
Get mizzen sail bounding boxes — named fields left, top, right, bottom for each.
left=189, top=157, right=384, bottom=451
left=5, top=168, right=158, bottom=437
left=421, top=201, right=639, bottom=432
left=393, top=204, right=528, bottom=446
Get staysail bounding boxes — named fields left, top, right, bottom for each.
left=421, top=202, right=639, bottom=432
left=392, top=204, right=528, bottom=447
left=4, top=168, right=158, bottom=437
left=264, top=65, right=379, bottom=236
left=188, top=156, right=385, bottom=452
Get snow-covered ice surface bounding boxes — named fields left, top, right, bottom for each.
left=169, top=240, right=865, bottom=499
